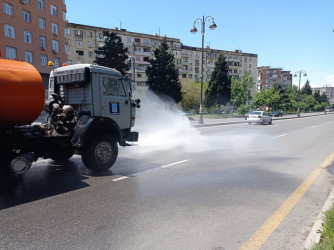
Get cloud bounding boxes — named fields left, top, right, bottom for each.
left=325, top=75, right=334, bottom=85
left=311, top=75, right=334, bottom=88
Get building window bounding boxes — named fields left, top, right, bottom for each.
left=64, top=28, right=69, bottom=37
left=40, top=35, right=46, bottom=48
left=6, top=46, right=16, bottom=59
left=50, top=5, right=57, bottom=16
left=143, top=39, right=149, bottom=45
left=4, top=24, right=15, bottom=38
left=24, top=30, right=32, bottom=44
left=52, top=40, right=59, bottom=53
left=38, top=17, right=45, bottom=29
left=87, top=31, right=93, bottom=38
left=25, top=51, right=33, bottom=63
left=127, top=37, right=131, bottom=43
left=41, top=54, right=47, bottom=65
left=63, top=11, right=66, bottom=21
left=37, top=0, right=44, bottom=10
left=87, top=41, right=93, bottom=48
left=76, top=40, right=82, bottom=46
left=52, top=23, right=58, bottom=35
left=22, top=10, right=31, bottom=22
left=75, top=30, right=83, bottom=38
left=53, top=57, right=60, bottom=67
left=3, top=2, right=13, bottom=16
left=88, top=51, right=94, bottom=58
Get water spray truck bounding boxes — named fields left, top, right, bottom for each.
left=0, top=59, right=140, bottom=176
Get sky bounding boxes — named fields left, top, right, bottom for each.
left=66, top=0, right=334, bottom=88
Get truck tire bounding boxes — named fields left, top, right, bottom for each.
left=81, top=135, right=118, bottom=172
left=49, top=150, right=74, bottom=163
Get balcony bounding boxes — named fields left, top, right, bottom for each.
left=134, top=51, right=151, bottom=56
left=133, top=42, right=150, bottom=47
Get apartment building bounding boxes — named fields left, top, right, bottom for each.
left=67, top=23, right=259, bottom=90
left=257, top=67, right=292, bottom=90
left=0, top=0, right=68, bottom=88
left=180, top=47, right=258, bottom=82
left=312, top=85, right=334, bottom=105
left=180, top=47, right=258, bottom=93
left=66, top=22, right=182, bottom=87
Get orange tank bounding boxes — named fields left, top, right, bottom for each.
left=0, top=59, right=45, bottom=128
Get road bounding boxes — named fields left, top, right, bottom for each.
left=1, top=114, right=334, bottom=249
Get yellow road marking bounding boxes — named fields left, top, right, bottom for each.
left=240, top=152, right=334, bottom=250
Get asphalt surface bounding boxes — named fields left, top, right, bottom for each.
left=0, top=111, right=333, bottom=249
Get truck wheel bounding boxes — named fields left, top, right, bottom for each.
left=82, top=135, right=118, bottom=172
left=49, top=150, right=74, bottom=163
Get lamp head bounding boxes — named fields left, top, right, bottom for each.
left=303, top=73, right=307, bottom=77
left=190, top=26, right=198, bottom=34
left=294, top=74, right=297, bottom=77
left=209, top=21, right=217, bottom=30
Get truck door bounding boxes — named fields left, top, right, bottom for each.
left=100, top=75, right=131, bottom=129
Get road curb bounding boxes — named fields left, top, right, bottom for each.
left=303, top=187, right=334, bottom=249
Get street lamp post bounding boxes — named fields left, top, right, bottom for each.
left=294, top=70, right=307, bottom=117
left=190, top=15, right=217, bottom=124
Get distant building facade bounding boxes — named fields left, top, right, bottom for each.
left=66, top=22, right=182, bottom=87
left=66, top=23, right=259, bottom=90
left=312, top=85, right=334, bottom=105
left=257, top=67, right=292, bottom=90
left=0, top=0, right=68, bottom=88
left=180, top=47, right=258, bottom=84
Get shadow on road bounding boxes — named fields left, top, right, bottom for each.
left=0, top=160, right=90, bottom=210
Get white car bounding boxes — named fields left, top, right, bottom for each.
left=247, top=111, right=272, bottom=125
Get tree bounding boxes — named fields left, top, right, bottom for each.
left=94, top=31, right=130, bottom=76
left=231, top=72, right=255, bottom=108
left=320, top=92, right=328, bottom=103
left=145, top=37, right=182, bottom=103
left=313, top=89, right=321, bottom=103
left=205, top=53, right=231, bottom=107
left=180, top=81, right=208, bottom=111
left=301, top=80, right=312, bottom=95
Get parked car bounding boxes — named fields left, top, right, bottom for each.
left=247, top=111, right=272, bottom=125
left=272, top=110, right=283, bottom=117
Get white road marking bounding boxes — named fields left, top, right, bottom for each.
left=161, top=159, right=191, bottom=169
left=197, top=123, right=245, bottom=129
left=112, top=176, right=129, bottom=182
left=112, top=159, right=191, bottom=181
left=214, top=132, right=232, bottom=136
left=310, top=125, right=317, bottom=129
left=273, top=134, right=287, bottom=139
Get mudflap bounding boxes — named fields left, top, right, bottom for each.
left=127, top=132, right=138, bottom=142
